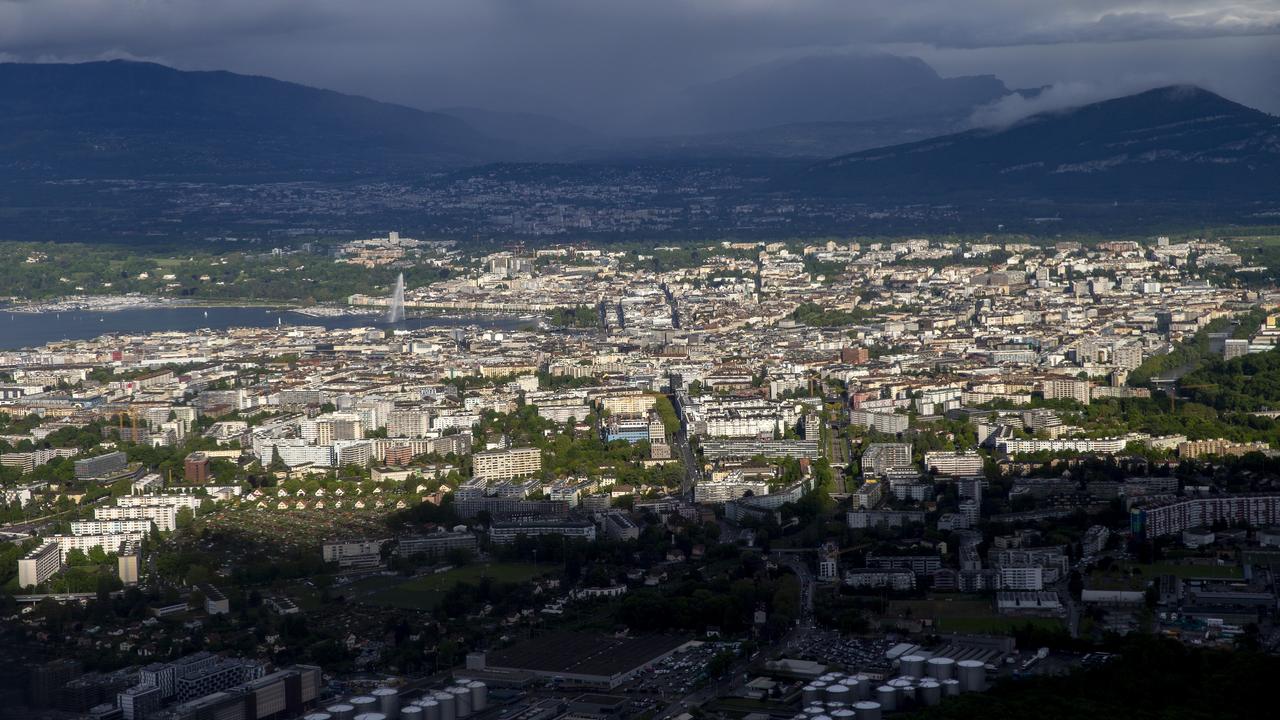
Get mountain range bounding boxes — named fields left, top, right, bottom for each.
left=1, top=59, right=1277, bottom=219
left=0, top=60, right=493, bottom=178
left=797, top=85, right=1280, bottom=202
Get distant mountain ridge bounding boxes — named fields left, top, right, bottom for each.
left=0, top=60, right=494, bottom=178
left=796, top=85, right=1280, bottom=201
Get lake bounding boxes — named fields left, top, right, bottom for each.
left=0, top=306, right=533, bottom=350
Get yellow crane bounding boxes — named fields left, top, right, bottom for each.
left=1170, top=383, right=1216, bottom=412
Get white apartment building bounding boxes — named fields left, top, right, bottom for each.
left=18, top=541, right=61, bottom=588
left=998, top=566, right=1045, bottom=591
left=48, top=532, right=145, bottom=560
left=1042, top=379, right=1092, bottom=405
left=999, top=435, right=1143, bottom=455
left=387, top=410, right=432, bottom=438
left=1135, top=494, right=1280, bottom=538
left=694, top=474, right=770, bottom=504
left=473, top=447, right=542, bottom=481
left=923, top=451, right=984, bottom=476
left=849, top=409, right=909, bottom=434
left=71, top=519, right=156, bottom=536
left=95, top=504, right=179, bottom=532
left=117, top=493, right=204, bottom=510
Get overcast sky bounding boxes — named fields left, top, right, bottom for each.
left=2, top=0, right=1278, bottom=130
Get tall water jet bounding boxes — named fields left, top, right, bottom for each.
left=386, top=273, right=406, bottom=323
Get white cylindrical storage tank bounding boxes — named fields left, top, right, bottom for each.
left=811, top=714, right=831, bottom=720
left=853, top=701, right=881, bottom=720
left=943, top=679, right=961, bottom=697
left=899, top=655, right=926, bottom=678
left=927, top=657, right=955, bottom=680
left=350, top=697, right=377, bottom=716
left=449, top=687, right=472, bottom=718
left=420, top=699, right=441, bottom=720
left=853, top=675, right=872, bottom=700
left=803, top=704, right=824, bottom=716
left=824, top=684, right=850, bottom=706
left=401, top=707, right=424, bottom=720
left=875, top=686, right=896, bottom=712
left=305, top=714, right=333, bottom=720
left=918, top=680, right=942, bottom=706
left=467, top=682, right=488, bottom=712
left=888, top=678, right=914, bottom=704
left=957, top=660, right=986, bottom=692
left=843, top=679, right=860, bottom=702
left=831, top=708, right=856, bottom=720
left=328, top=704, right=356, bottom=720
left=802, top=686, right=821, bottom=706
left=373, top=688, right=400, bottom=719
left=435, top=692, right=456, bottom=720
left=354, top=714, right=386, bottom=720
left=819, top=673, right=840, bottom=683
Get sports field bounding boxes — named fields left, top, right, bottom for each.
left=354, top=562, right=549, bottom=609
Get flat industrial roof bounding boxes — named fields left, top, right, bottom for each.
left=485, top=633, right=687, bottom=679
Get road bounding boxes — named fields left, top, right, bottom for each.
left=673, top=428, right=702, bottom=500
left=1, top=494, right=111, bottom=536
left=826, top=422, right=850, bottom=467
left=773, top=551, right=817, bottom=625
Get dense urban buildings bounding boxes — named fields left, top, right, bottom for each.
left=5, top=232, right=1280, bottom=720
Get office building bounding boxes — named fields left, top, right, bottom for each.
left=74, top=451, right=128, bottom=480
left=118, top=683, right=161, bottom=720
left=173, top=653, right=265, bottom=702
left=397, top=531, right=478, bottom=559
left=488, top=520, right=597, bottom=544
left=322, top=539, right=387, bottom=568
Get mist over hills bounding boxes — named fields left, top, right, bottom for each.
left=796, top=85, right=1280, bottom=202
left=1, top=60, right=1276, bottom=238
left=665, top=53, right=1010, bottom=134
left=0, top=55, right=1034, bottom=174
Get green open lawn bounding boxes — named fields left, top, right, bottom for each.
left=356, top=562, right=550, bottom=610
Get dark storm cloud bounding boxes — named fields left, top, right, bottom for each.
left=2, top=1, right=1279, bottom=126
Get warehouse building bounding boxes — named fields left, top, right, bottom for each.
left=471, top=633, right=688, bottom=689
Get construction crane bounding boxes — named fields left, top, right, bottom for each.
left=1170, top=383, right=1216, bottom=412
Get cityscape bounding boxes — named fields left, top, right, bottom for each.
left=3, top=2, right=1280, bottom=720
left=5, top=230, right=1280, bottom=720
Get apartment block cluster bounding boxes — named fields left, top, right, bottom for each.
left=18, top=489, right=218, bottom=589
